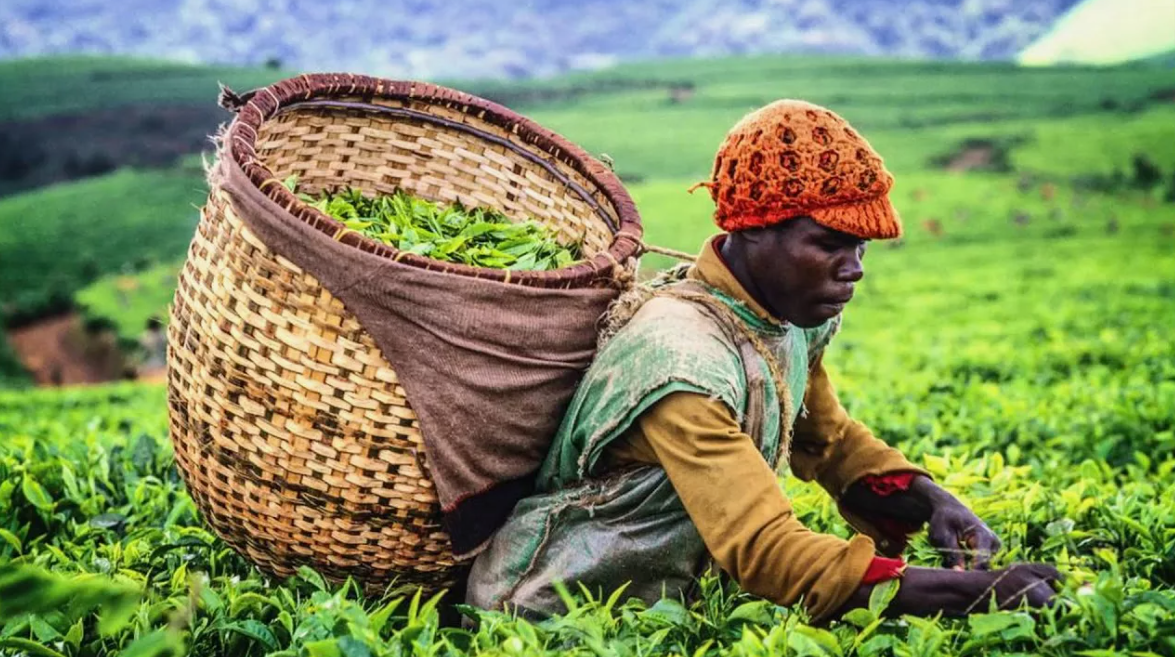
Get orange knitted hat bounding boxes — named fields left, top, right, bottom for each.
left=698, top=99, right=902, bottom=239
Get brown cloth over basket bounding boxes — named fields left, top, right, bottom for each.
left=167, top=73, right=643, bottom=595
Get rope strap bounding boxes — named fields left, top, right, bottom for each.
left=615, top=230, right=697, bottom=262
left=641, top=242, right=698, bottom=262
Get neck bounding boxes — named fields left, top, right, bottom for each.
left=718, top=235, right=784, bottom=321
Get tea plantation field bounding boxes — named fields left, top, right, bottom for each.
left=1, top=53, right=1174, bottom=656
left=2, top=179, right=1172, bottom=653
left=0, top=168, right=205, bottom=328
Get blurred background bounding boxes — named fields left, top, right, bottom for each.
left=0, top=0, right=1173, bottom=390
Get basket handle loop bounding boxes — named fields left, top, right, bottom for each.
left=218, top=83, right=257, bottom=114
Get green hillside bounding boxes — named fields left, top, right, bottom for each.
left=519, top=57, right=1174, bottom=180
left=75, top=262, right=180, bottom=345
left=1, top=55, right=1171, bottom=185
left=0, top=56, right=284, bottom=121
left=0, top=167, right=204, bottom=325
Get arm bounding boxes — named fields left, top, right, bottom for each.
left=789, top=357, right=929, bottom=554
left=789, top=356, right=928, bottom=498
left=794, top=356, right=1002, bottom=569
left=632, top=391, right=876, bottom=621
left=626, top=392, right=1060, bottom=621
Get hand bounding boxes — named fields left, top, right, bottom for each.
left=910, top=476, right=1002, bottom=570
left=836, top=564, right=1062, bottom=619
left=979, top=563, right=1062, bottom=611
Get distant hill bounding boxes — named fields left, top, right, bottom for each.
left=1, top=0, right=1082, bottom=80
left=1018, top=0, right=1175, bottom=66
left=4, top=54, right=1173, bottom=197
left=0, top=57, right=284, bottom=196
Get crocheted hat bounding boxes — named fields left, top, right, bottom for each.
left=698, top=99, right=902, bottom=239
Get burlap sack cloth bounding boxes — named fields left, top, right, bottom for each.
left=214, top=153, right=627, bottom=556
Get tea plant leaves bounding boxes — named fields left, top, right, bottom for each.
left=969, top=611, right=1036, bottom=640
left=283, top=177, right=584, bottom=272
left=868, top=578, right=900, bottom=617
left=0, top=527, right=21, bottom=554
left=220, top=620, right=278, bottom=651
left=0, top=637, right=68, bottom=657
left=20, top=475, right=53, bottom=511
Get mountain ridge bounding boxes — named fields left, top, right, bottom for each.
left=1, top=0, right=1081, bottom=79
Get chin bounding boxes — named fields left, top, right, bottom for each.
left=795, top=303, right=845, bottom=327
left=789, top=314, right=827, bottom=329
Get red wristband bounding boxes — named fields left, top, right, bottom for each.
left=861, top=556, right=906, bottom=585
left=861, top=472, right=917, bottom=497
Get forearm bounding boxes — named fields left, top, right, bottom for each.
left=723, top=515, right=878, bottom=612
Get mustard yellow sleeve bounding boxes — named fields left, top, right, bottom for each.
left=631, top=391, right=876, bottom=621
left=790, top=356, right=929, bottom=497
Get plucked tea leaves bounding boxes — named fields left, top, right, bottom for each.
left=282, top=177, right=583, bottom=272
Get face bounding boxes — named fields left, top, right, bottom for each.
left=727, top=218, right=866, bottom=328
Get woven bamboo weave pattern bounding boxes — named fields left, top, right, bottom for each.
left=169, top=192, right=455, bottom=590
left=168, top=74, right=643, bottom=594
left=254, top=100, right=617, bottom=259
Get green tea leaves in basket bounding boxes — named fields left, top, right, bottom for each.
left=282, top=176, right=584, bottom=272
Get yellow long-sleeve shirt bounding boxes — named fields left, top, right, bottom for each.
left=604, top=235, right=926, bottom=620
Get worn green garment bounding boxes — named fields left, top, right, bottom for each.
left=465, top=276, right=840, bottom=615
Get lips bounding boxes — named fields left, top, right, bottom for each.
left=825, top=291, right=854, bottom=305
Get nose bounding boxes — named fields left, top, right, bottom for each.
left=837, top=251, right=864, bottom=282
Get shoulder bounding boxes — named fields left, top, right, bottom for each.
left=589, top=293, right=751, bottom=429
left=542, top=294, right=750, bottom=486
left=600, top=295, right=745, bottom=380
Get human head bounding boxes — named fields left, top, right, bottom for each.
left=699, top=99, right=901, bottom=326
left=721, top=219, right=865, bottom=328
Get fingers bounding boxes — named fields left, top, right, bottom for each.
left=997, top=579, right=1055, bottom=611
left=967, top=529, right=1001, bottom=571
left=928, top=524, right=966, bottom=570
left=1023, top=577, right=1058, bottom=609
left=995, top=564, right=1062, bottom=611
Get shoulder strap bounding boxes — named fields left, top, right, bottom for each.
left=650, top=280, right=784, bottom=462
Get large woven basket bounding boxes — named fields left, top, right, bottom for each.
left=167, top=74, right=643, bottom=595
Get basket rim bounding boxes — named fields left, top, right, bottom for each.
left=224, top=72, right=644, bottom=289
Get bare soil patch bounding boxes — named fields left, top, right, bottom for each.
left=944, top=145, right=996, bottom=172
left=7, top=313, right=134, bottom=386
